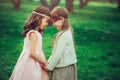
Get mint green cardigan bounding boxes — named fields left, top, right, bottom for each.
left=47, top=29, right=77, bottom=71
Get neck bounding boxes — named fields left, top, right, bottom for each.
left=57, top=26, right=62, bottom=31
left=35, top=27, right=44, bottom=34
left=35, top=27, right=39, bottom=31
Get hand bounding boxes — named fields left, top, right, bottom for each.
left=43, top=66, right=48, bottom=72
left=43, top=62, right=49, bottom=66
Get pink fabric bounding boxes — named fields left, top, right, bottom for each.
left=9, top=30, right=49, bottom=80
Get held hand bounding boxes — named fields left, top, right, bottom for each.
left=43, top=62, right=49, bottom=66
left=43, top=66, right=48, bottom=72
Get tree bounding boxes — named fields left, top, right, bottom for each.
left=40, top=0, right=49, bottom=7
left=118, top=0, right=120, bottom=10
left=107, top=0, right=113, bottom=3
left=40, top=0, right=75, bottom=12
left=40, top=0, right=74, bottom=12
left=40, top=0, right=60, bottom=11
left=50, top=0, right=60, bottom=11
left=10, top=0, right=21, bottom=10
left=65, top=0, right=74, bottom=12
left=79, top=0, right=89, bottom=8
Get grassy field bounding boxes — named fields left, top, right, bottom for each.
left=0, top=1, right=120, bottom=80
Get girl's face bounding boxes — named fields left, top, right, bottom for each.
left=53, top=20, right=63, bottom=30
left=39, top=17, right=50, bottom=30
left=52, top=17, right=64, bottom=31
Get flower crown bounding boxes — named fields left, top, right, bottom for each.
left=32, top=11, right=49, bottom=18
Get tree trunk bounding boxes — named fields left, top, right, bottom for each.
left=40, top=0, right=49, bottom=7
left=50, top=0, right=60, bottom=11
left=118, top=0, right=120, bottom=10
left=10, top=0, right=21, bottom=10
left=65, top=0, right=74, bottom=12
left=79, top=0, right=89, bottom=8
left=107, top=0, right=113, bottom=3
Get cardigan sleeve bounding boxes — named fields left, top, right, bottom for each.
left=47, top=33, right=67, bottom=71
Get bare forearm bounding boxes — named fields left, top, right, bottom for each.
left=30, top=53, right=45, bottom=64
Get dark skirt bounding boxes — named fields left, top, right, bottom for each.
left=49, top=64, right=77, bottom=80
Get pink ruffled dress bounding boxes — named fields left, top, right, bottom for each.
left=9, top=30, right=49, bottom=80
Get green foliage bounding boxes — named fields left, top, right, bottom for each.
left=0, top=1, right=120, bottom=80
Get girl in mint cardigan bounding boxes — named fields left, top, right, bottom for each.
left=44, top=6, right=77, bottom=80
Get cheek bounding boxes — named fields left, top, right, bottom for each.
left=45, top=20, right=48, bottom=25
left=46, top=21, right=48, bottom=25
left=41, top=20, right=46, bottom=26
left=59, top=21, right=63, bottom=26
left=53, top=22, right=56, bottom=26
left=55, top=22, right=60, bottom=25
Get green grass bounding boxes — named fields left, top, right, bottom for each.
left=0, top=1, right=120, bottom=80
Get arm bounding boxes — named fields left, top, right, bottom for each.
left=46, top=33, right=67, bottom=70
left=29, top=32, right=46, bottom=64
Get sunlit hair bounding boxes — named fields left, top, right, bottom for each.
left=22, top=5, right=50, bottom=37
left=51, top=6, right=69, bottom=31
left=51, top=6, right=75, bottom=49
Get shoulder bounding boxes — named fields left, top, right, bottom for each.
left=27, top=30, right=38, bottom=40
left=29, top=32, right=37, bottom=38
left=57, top=30, right=69, bottom=41
left=61, top=29, right=71, bottom=37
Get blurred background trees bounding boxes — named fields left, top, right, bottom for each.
left=118, top=0, right=120, bottom=9
left=65, top=0, right=74, bottom=12
left=40, top=0, right=60, bottom=11
left=10, top=0, right=21, bottom=9
left=9, top=0, right=120, bottom=11
left=79, top=0, right=89, bottom=8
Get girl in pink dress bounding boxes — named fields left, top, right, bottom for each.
left=9, top=6, right=50, bottom=80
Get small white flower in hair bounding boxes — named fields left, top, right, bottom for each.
left=33, top=11, right=49, bottom=18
